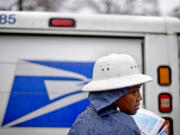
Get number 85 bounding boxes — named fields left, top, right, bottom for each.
left=0, top=14, right=16, bottom=24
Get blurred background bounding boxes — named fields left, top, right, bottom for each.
left=0, top=0, right=180, bottom=18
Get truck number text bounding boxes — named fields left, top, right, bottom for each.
left=0, top=14, right=16, bottom=25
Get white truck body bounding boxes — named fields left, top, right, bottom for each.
left=0, top=11, right=180, bottom=135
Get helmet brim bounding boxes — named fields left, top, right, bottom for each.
left=82, top=73, right=152, bottom=92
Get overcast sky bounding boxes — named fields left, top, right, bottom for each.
left=159, top=0, right=180, bottom=15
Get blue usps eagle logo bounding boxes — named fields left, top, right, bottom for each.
left=2, top=60, right=94, bottom=127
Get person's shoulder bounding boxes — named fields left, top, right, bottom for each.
left=107, top=111, right=133, bottom=123
left=68, top=106, right=92, bottom=135
left=106, top=111, right=141, bottom=134
left=117, top=125, right=141, bottom=135
left=72, top=106, right=94, bottom=126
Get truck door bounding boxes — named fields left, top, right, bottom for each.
left=0, top=35, right=143, bottom=134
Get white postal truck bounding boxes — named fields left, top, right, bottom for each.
left=0, top=11, right=180, bottom=135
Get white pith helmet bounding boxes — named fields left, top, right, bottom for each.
left=82, top=54, right=152, bottom=91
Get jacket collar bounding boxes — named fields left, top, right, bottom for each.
left=88, top=87, right=131, bottom=117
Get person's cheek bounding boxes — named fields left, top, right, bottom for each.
left=130, top=97, right=137, bottom=112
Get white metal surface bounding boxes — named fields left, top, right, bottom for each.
left=0, top=11, right=180, bottom=34
left=144, top=34, right=180, bottom=135
left=0, top=128, right=69, bottom=135
left=0, top=35, right=142, bottom=63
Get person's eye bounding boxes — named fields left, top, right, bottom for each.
left=132, top=89, right=139, bottom=95
left=132, top=90, right=137, bottom=95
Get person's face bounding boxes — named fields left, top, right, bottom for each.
left=116, top=85, right=142, bottom=115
